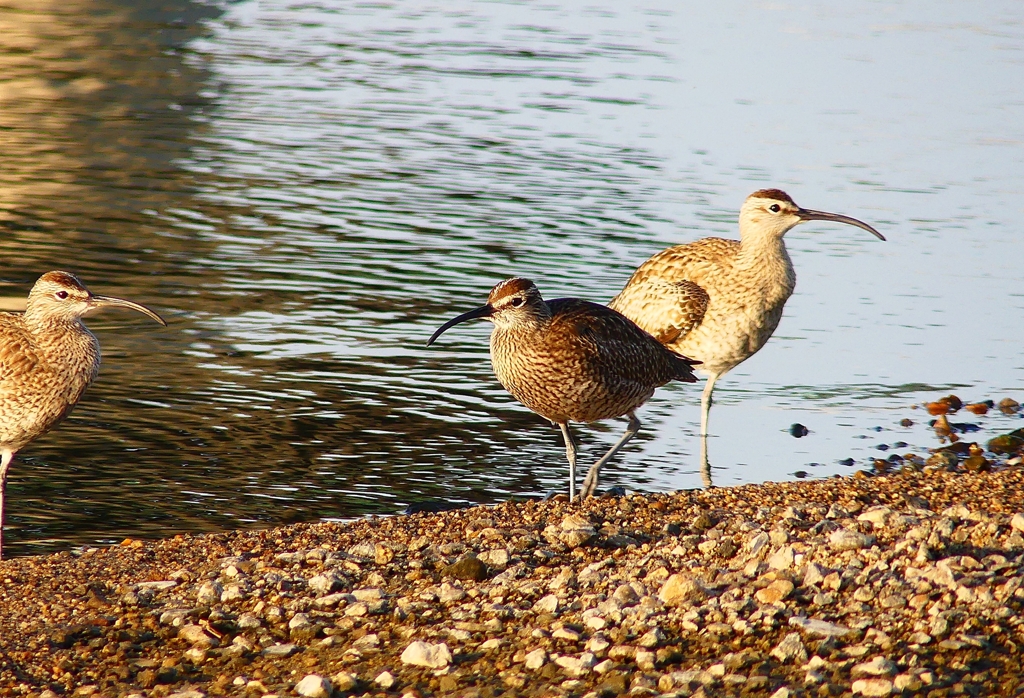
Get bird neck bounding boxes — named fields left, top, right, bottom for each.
left=735, top=233, right=795, bottom=289
left=23, top=312, right=91, bottom=343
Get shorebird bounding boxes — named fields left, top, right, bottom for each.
left=0, top=271, right=166, bottom=559
left=427, top=277, right=698, bottom=500
left=608, top=189, right=884, bottom=477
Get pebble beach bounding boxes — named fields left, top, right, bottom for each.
left=3, top=465, right=1024, bottom=698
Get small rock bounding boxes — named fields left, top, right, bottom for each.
left=195, top=581, right=223, bottom=606
left=308, top=573, right=344, bottom=595
left=893, top=673, right=922, bottom=692
left=331, top=671, right=358, bottom=692
left=788, top=616, right=854, bottom=637
left=1011, top=513, right=1024, bottom=533
left=552, top=627, right=581, bottom=641
left=829, top=528, right=875, bottom=551
left=637, top=627, right=665, bottom=648
left=262, top=643, right=297, bottom=657
left=178, top=624, right=218, bottom=649
left=559, top=514, right=597, bottom=548
left=611, top=583, right=640, bottom=606
left=294, top=674, right=332, bottom=698
left=755, top=579, right=795, bottom=605
left=769, top=687, right=793, bottom=698
left=747, top=532, right=770, bottom=556
left=852, top=677, right=894, bottom=696
left=235, top=609, right=260, bottom=626
left=768, top=546, right=795, bottom=570
left=524, top=648, right=547, bottom=670
left=351, top=587, right=383, bottom=601
left=374, top=671, right=395, bottom=689
left=770, top=632, right=807, bottom=663
left=555, top=653, right=596, bottom=676
left=400, top=640, right=452, bottom=668
left=478, top=549, right=510, bottom=569
left=852, top=656, right=898, bottom=678
left=659, top=573, right=708, bottom=606
left=314, top=592, right=350, bottom=609
left=803, top=563, right=826, bottom=587
left=533, top=594, right=559, bottom=614
left=858, top=507, right=892, bottom=527
left=443, top=555, right=488, bottom=582
left=289, top=613, right=312, bottom=630
left=438, top=583, right=467, bottom=603
left=926, top=450, right=959, bottom=470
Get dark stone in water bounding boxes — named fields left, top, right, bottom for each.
left=794, top=470, right=808, bottom=479
left=403, top=500, right=472, bottom=515
left=876, top=444, right=890, bottom=451
left=789, top=423, right=809, bottom=438
left=900, top=418, right=914, bottom=427
left=963, top=456, right=991, bottom=473
left=987, top=434, right=1024, bottom=455
left=937, top=442, right=972, bottom=456
left=838, top=458, right=855, bottom=467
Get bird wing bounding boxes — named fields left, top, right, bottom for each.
left=547, top=299, right=698, bottom=385
left=0, top=319, right=41, bottom=388
left=608, top=237, right=736, bottom=344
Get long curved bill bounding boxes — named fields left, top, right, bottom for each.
left=89, top=295, right=168, bottom=326
left=426, top=304, right=493, bottom=346
left=797, top=209, right=885, bottom=241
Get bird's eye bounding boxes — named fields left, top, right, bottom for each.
left=55, top=291, right=69, bottom=300
left=510, top=297, right=524, bottom=308
left=768, top=204, right=781, bottom=213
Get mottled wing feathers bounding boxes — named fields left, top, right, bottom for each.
left=0, top=316, right=41, bottom=385
left=609, top=279, right=708, bottom=344
left=546, top=298, right=698, bottom=385
left=609, top=237, right=738, bottom=345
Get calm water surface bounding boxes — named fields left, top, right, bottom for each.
left=0, top=0, right=1022, bottom=556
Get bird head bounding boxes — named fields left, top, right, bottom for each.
left=738, top=189, right=885, bottom=243
left=25, top=271, right=167, bottom=327
left=426, top=277, right=548, bottom=346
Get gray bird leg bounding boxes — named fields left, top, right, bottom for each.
left=580, top=412, right=641, bottom=498
left=0, top=450, right=13, bottom=560
left=700, top=372, right=719, bottom=438
left=558, top=422, right=578, bottom=501
left=699, top=372, right=719, bottom=487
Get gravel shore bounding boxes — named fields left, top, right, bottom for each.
left=2, top=467, right=1024, bottom=698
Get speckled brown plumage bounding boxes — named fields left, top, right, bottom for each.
left=0, top=271, right=166, bottom=559
left=427, top=277, right=698, bottom=500
left=609, top=189, right=884, bottom=475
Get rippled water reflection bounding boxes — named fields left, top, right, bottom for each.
left=1, top=0, right=1022, bottom=556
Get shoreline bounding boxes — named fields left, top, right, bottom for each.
left=2, top=468, right=1023, bottom=697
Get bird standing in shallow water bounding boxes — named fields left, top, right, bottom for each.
left=427, top=277, right=698, bottom=500
left=608, top=189, right=884, bottom=479
left=0, top=271, right=166, bottom=559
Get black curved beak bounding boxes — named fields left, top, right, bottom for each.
left=89, top=295, right=168, bottom=326
left=797, top=209, right=886, bottom=241
left=426, top=304, right=494, bottom=346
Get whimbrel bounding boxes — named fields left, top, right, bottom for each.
left=0, top=271, right=166, bottom=559
left=427, top=277, right=698, bottom=499
left=609, top=189, right=884, bottom=477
